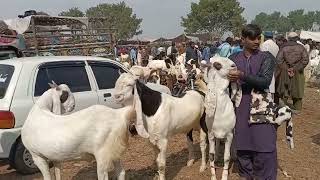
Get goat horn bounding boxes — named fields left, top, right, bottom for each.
left=118, top=69, right=123, bottom=76
left=51, top=80, right=58, bottom=87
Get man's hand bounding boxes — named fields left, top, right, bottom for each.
left=228, top=69, right=243, bottom=82
left=288, top=68, right=295, bottom=77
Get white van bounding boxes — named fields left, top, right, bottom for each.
left=0, top=56, right=132, bottom=174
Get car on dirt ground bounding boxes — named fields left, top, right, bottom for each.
left=0, top=56, right=152, bottom=174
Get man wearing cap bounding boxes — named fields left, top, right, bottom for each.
left=260, top=32, right=279, bottom=58
left=260, top=31, right=279, bottom=97
left=276, top=32, right=309, bottom=111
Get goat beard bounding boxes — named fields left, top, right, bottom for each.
left=133, top=83, right=150, bottom=139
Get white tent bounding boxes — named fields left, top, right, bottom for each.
left=300, top=31, right=320, bottom=42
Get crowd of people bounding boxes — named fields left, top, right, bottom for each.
left=116, top=28, right=320, bottom=113
left=115, top=23, right=320, bottom=180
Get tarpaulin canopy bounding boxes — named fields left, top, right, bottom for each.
left=300, top=31, right=320, bottom=42
left=3, top=16, right=87, bottom=34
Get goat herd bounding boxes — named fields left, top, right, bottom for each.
left=21, top=56, right=294, bottom=180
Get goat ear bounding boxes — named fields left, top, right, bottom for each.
left=60, top=90, right=69, bottom=103
left=52, top=80, right=58, bottom=87
left=48, top=82, right=55, bottom=88
left=118, top=69, right=123, bottom=76
left=49, top=81, right=59, bottom=89
left=165, top=61, right=171, bottom=69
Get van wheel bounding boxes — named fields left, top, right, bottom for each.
left=13, top=140, right=39, bottom=174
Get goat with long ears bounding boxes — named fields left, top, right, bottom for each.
left=113, top=72, right=207, bottom=180
left=22, top=83, right=134, bottom=180
left=200, top=56, right=239, bottom=180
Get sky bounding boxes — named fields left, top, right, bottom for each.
left=2, top=0, right=320, bottom=39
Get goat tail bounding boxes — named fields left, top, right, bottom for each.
left=286, top=118, right=294, bottom=149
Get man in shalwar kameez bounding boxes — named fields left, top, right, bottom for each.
left=228, top=24, right=277, bottom=180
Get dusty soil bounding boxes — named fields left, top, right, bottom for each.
left=0, top=87, right=319, bottom=180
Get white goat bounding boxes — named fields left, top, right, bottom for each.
left=129, top=66, right=171, bottom=95
left=122, top=61, right=131, bottom=70
left=120, top=53, right=130, bottom=62
left=203, top=57, right=238, bottom=180
left=22, top=83, right=133, bottom=180
left=147, top=59, right=173, bottom=71
left=130, top=65, right=152, bottom=81
left=113, top=73, right=207, bottom=180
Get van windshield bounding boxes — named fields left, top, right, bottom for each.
left=0, top=65, right=14, bottom=99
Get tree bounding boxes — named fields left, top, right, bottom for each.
left=287, top=9, right=308, bottom=31
left=59, top=7, right=84, bottom=17
left=181, top=0, right=246, bottom=35
left=252, top=12, right=291, bottom=33
left=86, top=2, right=142, bottom=40
left=252, top=9, right=320, bottom=33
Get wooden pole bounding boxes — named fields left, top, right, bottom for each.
left=31, top=17, right=39, bottom=56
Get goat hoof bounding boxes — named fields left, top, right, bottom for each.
left=211, top=176, right=217, bottom=180
left=221, top=176, right=228, bottom=180
left=153, top=175, right=160, bottom=180
left=187, top=159, right=195, bottom=167
left=199, top=165, right=207, bottom=172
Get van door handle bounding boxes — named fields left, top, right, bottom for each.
left=104, top=93, right=112, bottom=98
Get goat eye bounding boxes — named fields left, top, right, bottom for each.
left=231, top=64, right=236, bottom=68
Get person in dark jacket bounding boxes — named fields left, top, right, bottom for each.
left=228, top=24, right=277, bottom=180
left=185, top=41, right=198, bottom=62
left=275, top=32, right=309, bottom=111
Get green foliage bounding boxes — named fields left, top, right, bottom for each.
left=86, top=1, right=142, bottom=40
left=181, top=0, right=246, bottom=35
left=252, top=9, right=320, bottom=33
left=58, top=7, right=84, bottom=17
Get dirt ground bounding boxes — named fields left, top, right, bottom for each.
left=0, top=87, right=319, bottom=180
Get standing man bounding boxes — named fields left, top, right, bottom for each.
left=276, top=32, right=309, bottom=111
left=202, top=43, right=211, bottom=62
left=176, top=42, right=186, bottom=65
left=150, top=46, right=158, bottom=59
left=228, top=24, right=277, bottom=180
left=186, top=41, right=198, bottom=62
left=275, top=35, right=287, bottom=48
left=130, top=47, right=137, bottom=65
left=167, top=41, right=177, bottom=56
left=260, top=31, right=279, bottom=97
left=217, top=37, right=233, bottom=57
left=194, top=45, right=202, bottom=62
left=305, top=39, right=312, bottom=53
left=231, top=37, right=243, bottom=55
left=113, top=44, right=118, bottom=60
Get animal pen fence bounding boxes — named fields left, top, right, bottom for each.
left=21, top=16, right=116, bottom=58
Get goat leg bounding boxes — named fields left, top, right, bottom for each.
left=222, top=133, right=233, bottom=180
left=114, top=160, right=125, bottom=180
left=156, top=139, right=168, bottom=180
left=208, top=133, right=217, bottom=180
left=30, top=152, right=51, bottom=180
left=54, top=162, right=62, bottom=180
left=186, top=130, right=195, bottom=166
left=97, top=163, right=109, bottom=180
left=199, top=129, right=207, bottom=172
